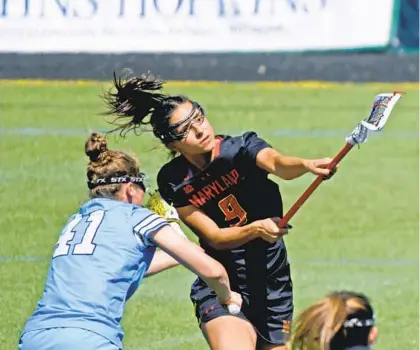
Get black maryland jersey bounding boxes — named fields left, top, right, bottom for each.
left=158, top=131, right=290, bottom=283
left=158, top=132, right=293, bottom=339
left=157, top=132, right=284, bottom=226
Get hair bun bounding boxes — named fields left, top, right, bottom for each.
left=85, top=132, right=108, bottom=162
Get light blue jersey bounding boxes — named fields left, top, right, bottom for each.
left=21, top=198, right=168, bottom=348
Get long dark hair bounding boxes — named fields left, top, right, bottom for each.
left=102, top=70, right=192, bottom=147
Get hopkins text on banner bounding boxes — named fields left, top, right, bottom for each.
left=0, top=0, right=395, bottom=53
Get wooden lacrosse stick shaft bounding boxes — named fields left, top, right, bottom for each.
left=277, top=142, right=354, bottom=229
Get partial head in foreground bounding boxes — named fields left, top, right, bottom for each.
left=102, top=70, right=216, bottom=157
left=85, top=132, right=146, bottom=205
left=289, top=290, right=377, bottom=350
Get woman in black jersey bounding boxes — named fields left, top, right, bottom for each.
left=103, top=71, right=338, bottom=350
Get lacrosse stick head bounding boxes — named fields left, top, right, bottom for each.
left=346, top=91, right=404, bottom=146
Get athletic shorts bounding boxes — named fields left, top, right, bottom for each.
left=191, top=263, right=293, bottom=347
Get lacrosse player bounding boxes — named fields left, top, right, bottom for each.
left=102, top=71, right=338, bottom=350
left=289, top=290, right=378, bottom=350
left=19, top=133, right=241, bottom=350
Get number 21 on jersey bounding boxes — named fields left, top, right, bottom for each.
left=53, top=210, right=105, bottom=258
left=218, top=194, right=247, bottom=226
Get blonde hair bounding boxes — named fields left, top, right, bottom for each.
left=85, top=132, right=140, bottom=198
left=289, top=291, right=374, bottom=350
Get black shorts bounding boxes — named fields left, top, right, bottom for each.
left=190, top=264, right=293, bottom=347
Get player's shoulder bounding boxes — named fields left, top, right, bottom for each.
left=130, top=204, right=155, bottom=219
left=219, top=131, right=266, bottom=154
left=130, top=204, right=168, bottom=244
left=240, top=131, right=265, bottom=144
left=221, top=131, right=261, bottom=145
left=157, top=156, right=188, bottom=185
left=130, top=205, right=166, bottom=233
left=79, top=198, right=127, bottom=213
left=80, top=198, right=148, bottom=222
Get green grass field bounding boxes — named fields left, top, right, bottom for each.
left=0, top=81, right=418, bottom=350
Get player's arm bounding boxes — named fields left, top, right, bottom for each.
left=146, top=220, right=200, bottom=277
left=256, top=148, right=333, bottom=180
left=177, top=205, right=281, bottom=250
left=240, top=132, right=335, bottom=180
left=145, top=250, right=179, bottom=277
left=156, top=165, right=284, bottom=250
left=144, top=192, right=190, bottom=277
left=155, top=172, right=258, bottom=249
left=149, top=225, right=240, bottom=307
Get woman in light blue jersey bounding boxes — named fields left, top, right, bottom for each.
left=19, top=132, right=242, bottom=350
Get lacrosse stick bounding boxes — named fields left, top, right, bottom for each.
left=277, top=91, right=404, bottom=229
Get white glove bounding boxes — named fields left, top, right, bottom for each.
left=146, top=190, right=187, bottom=239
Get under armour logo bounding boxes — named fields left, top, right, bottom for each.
left=183, top=184, right=194, bottom=194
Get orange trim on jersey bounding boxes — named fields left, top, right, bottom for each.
left=211, top=137, right=223, bottom=160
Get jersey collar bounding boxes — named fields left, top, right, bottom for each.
left=182, top=136, right=224, bottom=180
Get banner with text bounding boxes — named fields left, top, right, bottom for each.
left=0, top=0, right=396, bottom=53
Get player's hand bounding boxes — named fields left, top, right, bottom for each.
left=303, top=158, right=339, bottom=180
left=252, top=218, right=288, bottom=243
left=219, top=291, right=243, bottom=313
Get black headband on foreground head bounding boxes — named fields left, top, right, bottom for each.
left=343, top=303, right=375, bottom=329
left=343, top=317, right=375, bottom=329
left=87, top=173, right=148, bottom=191
left=334, top=308, right=375, bottom=350
left=153, top=102, right=206, bottom=143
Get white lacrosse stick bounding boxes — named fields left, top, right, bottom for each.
left=277, top=91, right=404, bottom=229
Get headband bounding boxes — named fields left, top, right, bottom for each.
left=88, top=173, right=147, bottom=191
